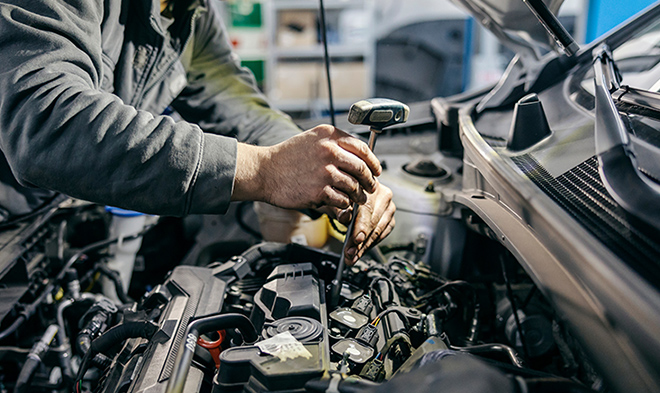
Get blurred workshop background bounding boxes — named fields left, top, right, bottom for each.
left=219, top=0, right=656, bottom=120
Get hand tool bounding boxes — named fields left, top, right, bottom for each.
left=329, top=98, right=409, bottom=307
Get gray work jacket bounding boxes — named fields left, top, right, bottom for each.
left=0, top=0, right=300, bottom=217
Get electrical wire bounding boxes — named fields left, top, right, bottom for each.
left=0, top=194, right=64, bottom=229
left=0, top=346, right=30, bottom=354
left=408, top=280, right=474, bottom=302
left=380, top=332, right=412, bottom=358
left=370, top=308, right=410, bottom=329
left=0, top=224, right=154, bottom=343
left=499, top=255, right=530, bottom=361
left=387, top=257, right=416, bottom=275
left=96, top=264, right=131, bottom=304
left=369, top=276, right=395, bottom=292
left=318, top=0, right=335, bottom=125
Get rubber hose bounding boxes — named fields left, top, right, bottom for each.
left=90, top=321, right=158, bottom=355
left=14, top=325, right=58, bottom=393
left=96, top=264, right=131, bottom=304
left=76, top=321, right=158, bottom=382
left=0, top=316, right=25, bottom=342
left=13, top=357, right=39, bottom=393
left=165, top=313, right=257, bottom=393
left=239, top=242, right=290, bottom=267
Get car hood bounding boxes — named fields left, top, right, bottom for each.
left=450, top=0, right=565, bottom=61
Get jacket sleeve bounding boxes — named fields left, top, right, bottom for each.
left=172, top=0, right=301, bottom=147
left=0, top=0, right=238, bottom=216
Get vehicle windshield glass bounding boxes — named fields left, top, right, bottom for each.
left=570, top=18, right=660, bottom=110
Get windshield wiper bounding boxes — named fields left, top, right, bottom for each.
left=593, top=44, right=660, bottom=230
left=612, top=85, right=660, bottom=120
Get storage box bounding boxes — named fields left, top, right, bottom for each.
left=318, top=62, right=367, bottom=100
left=272, top=62, right=322, bottom=101
left=277, top=10, right=317, bottom=47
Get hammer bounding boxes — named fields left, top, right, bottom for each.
left=329, top=98, right=409, bottom=307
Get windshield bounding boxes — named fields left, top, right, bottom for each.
left=571, top=18, right=660, bottom=109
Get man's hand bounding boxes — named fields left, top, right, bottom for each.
left=318, top=180, right=395, bottom=265
left=332, top=181, right=395, bottom=265
left=233, top=125, right=381, bottom=210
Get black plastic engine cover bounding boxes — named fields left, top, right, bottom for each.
left=98, top=265, right=228, bottom=393
left=250, top=263, right=321, bottom=331
left=216, top=262, right=330, bottom=392
left=213, top=342, right=328, bottom=392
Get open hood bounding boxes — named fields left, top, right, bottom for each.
left=450, top=0, right=567, bottom=61
left=450, top=0, right=581, bottom=111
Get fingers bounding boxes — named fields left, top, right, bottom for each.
left=317, top=125, right=381, bottom=194
left=344, top=183, right=396, bottom=265
left=355, top=201, right=395, bottom=257
left=319, top=185, right=351, bottom=210
left=261, top=125, right=385, bottom=215
left=335, top=133, right=381, bottom=177
left=359, top=215, right=395, bottom=256
left=328, top=167, right=367, bottom=205
left=332, top=148, right=378, bottom=195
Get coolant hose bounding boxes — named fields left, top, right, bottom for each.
left=14, top=325, right=58, bottom=393
left=165, top=313, right=257, bottom=393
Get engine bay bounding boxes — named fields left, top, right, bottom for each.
left=0, top=199, right=603, bottom=393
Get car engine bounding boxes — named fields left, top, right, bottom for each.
left=0, top=198, right=603, bottom=393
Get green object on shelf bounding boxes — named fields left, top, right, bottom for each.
left=230, top=1, right=262, bottom=28
left=242, top=59, right=265, bottom=85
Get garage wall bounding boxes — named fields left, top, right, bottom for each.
left=586, top=0, right=657, bottom=42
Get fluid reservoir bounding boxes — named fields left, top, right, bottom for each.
left=102, top=207, right=148, bottom=303
left=377, top=152, right=465, bottom=275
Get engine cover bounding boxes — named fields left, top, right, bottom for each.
left=99, top=266, right=228, bottom=393
left=250, top=263, right=322, bottom=331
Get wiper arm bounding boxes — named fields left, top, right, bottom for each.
left=593, top=44, right=660, bottom=230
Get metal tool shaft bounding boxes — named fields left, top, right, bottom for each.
left=330, top=128, right=379, bottom=307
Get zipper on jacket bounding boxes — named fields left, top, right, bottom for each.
left=141, top=8, right=202, bottom=99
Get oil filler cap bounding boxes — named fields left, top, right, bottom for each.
left=262, top=317, right=324, bottom=342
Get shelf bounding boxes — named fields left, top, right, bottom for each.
left=234, top=49, right=267, bottom=61
left=273, top=98, right=360, bottom=112
left=263, top=0, right=375, bottom=115
left=274, top=45, right=368, bottom=59
left=272, top=0, right=366, bottom=11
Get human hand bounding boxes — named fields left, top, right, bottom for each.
left=233, top=125, right=381, bottom=211
left=322, top=181, right=396, bottom=265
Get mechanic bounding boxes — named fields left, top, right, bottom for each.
left=0, top=0, right=395, bottom=265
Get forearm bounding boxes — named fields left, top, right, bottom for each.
left=232, top=143, right=268, bottom=203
